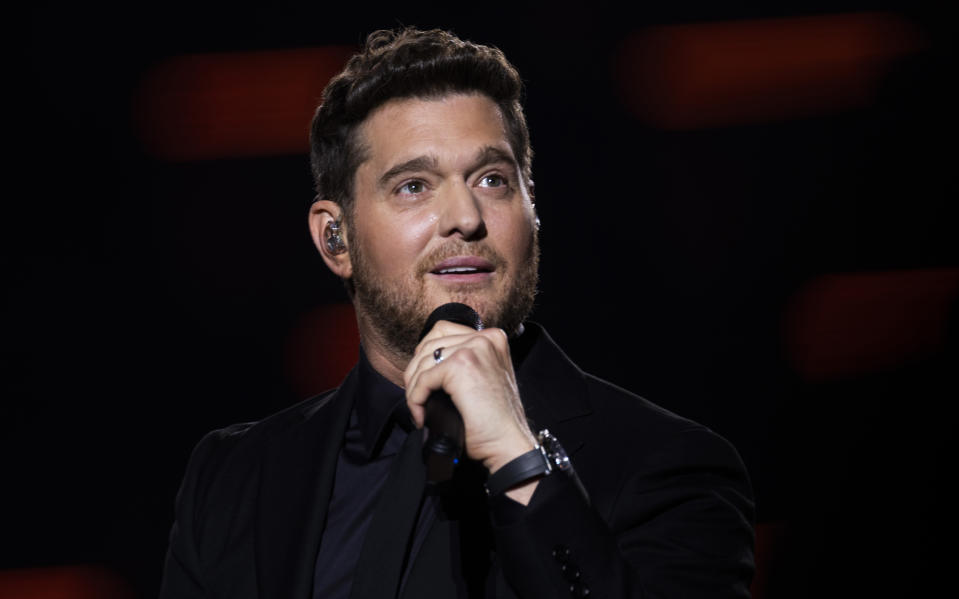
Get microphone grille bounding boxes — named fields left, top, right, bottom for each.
left=419, top=303, right=483, bottom=341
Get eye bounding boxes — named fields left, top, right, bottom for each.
left=478, top=174, right=507, bottom=188
left=397, top=180, right=426, bottom=195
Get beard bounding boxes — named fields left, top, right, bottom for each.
left=349, top=230, right=539, bottom=361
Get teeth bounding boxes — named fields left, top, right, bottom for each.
left=439, top=267, right=479, bottom=274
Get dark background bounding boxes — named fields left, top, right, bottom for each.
left=6, top=2, right=956, bottom=597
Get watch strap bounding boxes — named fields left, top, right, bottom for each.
left=485, top=446, right=550, bottom=496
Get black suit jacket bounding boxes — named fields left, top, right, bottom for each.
left=160, top=324, right=754, bottom=598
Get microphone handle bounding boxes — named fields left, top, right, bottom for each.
left=417, top=302, right=482, bottom=483
left=424, top=391, right=464, bottom=483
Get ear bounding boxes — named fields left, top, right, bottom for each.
left=308, top=199, right=352, bottom=279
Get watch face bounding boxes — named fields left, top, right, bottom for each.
left=538, top=429, right=572, bottom=472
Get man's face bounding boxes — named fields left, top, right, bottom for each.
left=347, top=93, right=539, bottom=359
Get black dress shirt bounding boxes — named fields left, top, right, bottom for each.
left=312, top=348, right=414, bottom=599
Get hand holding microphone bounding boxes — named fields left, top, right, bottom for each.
left=405, top=303, right=537, bottom=483
left=416, top=303, right=482, bottom=482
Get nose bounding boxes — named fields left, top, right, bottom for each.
left=437, top=180, right=486, bottom=240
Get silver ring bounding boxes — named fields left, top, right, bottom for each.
left=433, top=347, right=444, bottom=364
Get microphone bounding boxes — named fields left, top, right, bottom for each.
left=417, top=302, right=483, bottom=483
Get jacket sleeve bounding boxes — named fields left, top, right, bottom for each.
left=491, top=426, right=755, bottom=599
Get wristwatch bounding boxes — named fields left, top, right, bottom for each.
left=485, top=429, right=572, bottom=496
left=537, top=428, right=573, bottom=474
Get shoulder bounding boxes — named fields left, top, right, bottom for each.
left=520, top=323, right=729, bottom=451
left=582, top=372, right=733, bottom=454
left=181, top=389, right=338, bottom=490
left=581, top=370, right=753, bottom=520
left=201, top=388, right=335, bottom=445
left=583, top=370, right=748, bottom=476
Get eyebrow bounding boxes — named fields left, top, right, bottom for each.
left=377, top=155, right=440, bottom=189
left=467, top=146, right=518, bottom=177
left=376, top=145, right=518, bottom=190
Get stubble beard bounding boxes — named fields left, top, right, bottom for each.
left=349, top=230, right=539, bottom=361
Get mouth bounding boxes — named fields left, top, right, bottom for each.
left=429, top=256, right=496, bottom=282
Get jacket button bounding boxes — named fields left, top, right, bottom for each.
left=552, top=545, right=571, bottom=563
left=562, top=564, right=581, bottom=581
left=569, top=582, right=590, bottom=597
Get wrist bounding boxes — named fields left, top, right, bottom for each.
left=482, top=434, right=537, bottom=474
left=485, top=444, right=550, bottom=497
left=484, top=428, right=578, bottom=499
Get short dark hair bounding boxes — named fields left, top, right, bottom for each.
left=309, top=28, right=533, bottom=217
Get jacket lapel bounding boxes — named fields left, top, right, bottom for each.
left=256, top=366, right=358, bottom=599
left=514, top=323, right=592, bottom=454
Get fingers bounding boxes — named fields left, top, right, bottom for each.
left=403, top=322, right=506, bottom=386
left=403, top=323, right=510, bottom=428
left=405, top=336, right=488, bottom=410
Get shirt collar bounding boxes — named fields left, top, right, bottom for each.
left=355, top=346, right=413, bottom=459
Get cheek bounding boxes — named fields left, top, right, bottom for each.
left=492, top=210, right=535, bottom=260
left=362, top=211, right=437, bottom=274
left=407, top=212, right=439, bottom=244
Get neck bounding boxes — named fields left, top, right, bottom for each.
left=356, top=319, right=412, bottom=388
left=363, top=346, right=409, bottom=389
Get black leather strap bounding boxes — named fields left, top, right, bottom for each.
left=485, top=447, right=550, bottom=496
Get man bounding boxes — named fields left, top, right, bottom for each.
left=160, top=28, right=754, bottom=598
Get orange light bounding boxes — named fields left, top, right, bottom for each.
left=0, top=565, right=135, bottom=599
left=135, top=46, right=356, bottom=160
left=284, top=302, right=359, bottom=398
left=783, top=268, right=958, bottom=381
left=616, top=12, right=925, bottom=129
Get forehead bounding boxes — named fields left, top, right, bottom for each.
left=356, top=93, right=513, bottom=166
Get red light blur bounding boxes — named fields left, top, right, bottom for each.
left=616, top=12, right=925, bottom=129
left=135, top=46, right=356, bottom=160
left=783, top=268, right=958, bottom=381
left=284, top=302, right=360, bottom=398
